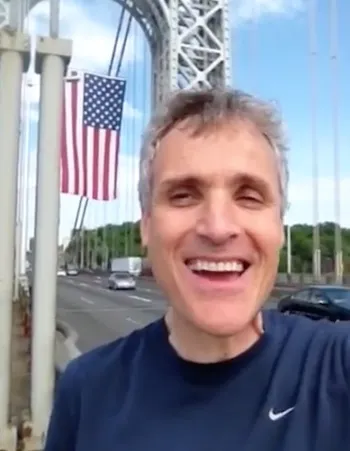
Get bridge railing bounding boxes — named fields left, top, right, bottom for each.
left=18, top=275, right=81, bottom=374
left=55, top=320, right=81, bottom=372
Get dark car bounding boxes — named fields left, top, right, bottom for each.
left=277, top=285, right=350, bottom=322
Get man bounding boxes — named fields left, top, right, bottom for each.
left=45, top=88, right=350, bottom=451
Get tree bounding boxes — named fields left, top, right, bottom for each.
left=64, top=221, right=144, bottom=267
left=279, top=222, right=350, bottom=273
left=62, top=220, right=350, bottom=273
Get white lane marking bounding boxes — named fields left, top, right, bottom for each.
left=129, top=294, right=151, bottom=303
left=63, top=279, right=160, bottom=302
left=80, top=296, right=94, bottom=304
left=137, top=287, right=162, bottom=295
left=58, top=307, right=128, bottom=313
left=98, top=287, right=112, bottom=292
left=126, top=317, right=142, bottom=325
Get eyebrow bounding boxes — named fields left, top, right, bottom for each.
left=159, top=175, right=203, bottom=190
left=159, top=172, right=273, bottom=193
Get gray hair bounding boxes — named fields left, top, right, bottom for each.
left=138, top=88, right=289, bottom=215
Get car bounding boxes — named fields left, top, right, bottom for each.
left=277, top=284, right=350, bottom=322
left=66, top=267, right=79, bottom=276
left=57, top=268, right=66, bottom=276
left=107, top=273, right=136, bottom=290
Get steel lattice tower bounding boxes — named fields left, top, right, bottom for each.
left=0, top=0, right=232, bottom=103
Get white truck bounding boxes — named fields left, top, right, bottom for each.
left=110, top=257, right=142, bottom=277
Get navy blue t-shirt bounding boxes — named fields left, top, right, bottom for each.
left=44, top=310, right=350, bottom=451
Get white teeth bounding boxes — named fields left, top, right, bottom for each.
left=187, top=259, right=245, bottom=273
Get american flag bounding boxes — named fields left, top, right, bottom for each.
left=60, top=72, right=126, bottom=200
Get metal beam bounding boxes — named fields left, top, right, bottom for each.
left=31, top=34, right=72, bottom=445
left=0, top=26, right=30, bottom=439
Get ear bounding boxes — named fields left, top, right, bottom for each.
left=140, top=214, right=150, bottom=248
left=281, top=223, right=286, bottom=249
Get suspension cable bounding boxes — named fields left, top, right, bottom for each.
left=127, top=18, right=139, bottom=255
left=108, top=6, right=126, bottom=76
left=75, top=1, right=133, bottom=267
left=115, top=14, right=132, bottom=77
left=74, top=1, right=127, bottom=234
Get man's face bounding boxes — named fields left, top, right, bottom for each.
left=141, top=120, right=284, bottom=336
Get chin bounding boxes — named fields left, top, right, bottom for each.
left=187, top=298, right=260, bottom=337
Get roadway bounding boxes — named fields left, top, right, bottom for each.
left=57, top=274, right=167, bottom=352
left=56, top=274, right=294, bottom=354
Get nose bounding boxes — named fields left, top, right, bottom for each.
left=196, top=192, right=242, bottom=245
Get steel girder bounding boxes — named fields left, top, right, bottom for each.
left=1, top=0, right=231, bottom=106
left=152, top=0, right=232, bottom=106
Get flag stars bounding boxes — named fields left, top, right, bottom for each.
left=83, top=73, right=126, bottom=130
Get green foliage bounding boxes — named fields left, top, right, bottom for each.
left=64, top=220, right=350, bottom=273
left=279, top=222, right=350, bottom=273
left=65, top=221, right=144, bottom=267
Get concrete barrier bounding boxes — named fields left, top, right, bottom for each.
left=55, top=320, right=81, bottom=373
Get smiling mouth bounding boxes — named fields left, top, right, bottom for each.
left=184, top=258, right=250, bottom=283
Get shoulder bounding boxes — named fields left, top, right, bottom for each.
left=264, top=310, right=350, bottom=387
left=55, top=319, right=162, bottom=406
left=265, top=308, right=350, bottom=340
left=264, top=308, right=350, bottom=349
left=45, top=322, right=162, bottom=449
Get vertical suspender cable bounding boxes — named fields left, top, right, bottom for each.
left=116, top=13, right=133, bottom=256
left=329, top=0, right=342, bottom=282
left=308, top=0, right=321, bottom=281
left=101, top=3, right=127, bottom=268
left=74, top=1, right=128, bottom=268
left=129, top=19, right=138, bottom=255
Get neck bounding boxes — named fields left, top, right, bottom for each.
left=165, top=309, right=264, bottom=364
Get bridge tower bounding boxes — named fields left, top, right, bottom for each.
left=26, top=0, right=233, bottom=98
left=0, top=0, right=232, bottom=449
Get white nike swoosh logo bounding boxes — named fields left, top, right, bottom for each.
left=268, top=407, right=295, bottom=421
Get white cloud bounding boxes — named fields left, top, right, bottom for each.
left=27, top=0, right=142, bottom=72
left=232, top=0, right=304, bottom=22
left=24, top=0, right=143, bottom=121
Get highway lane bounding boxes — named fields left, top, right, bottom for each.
left=57, top=274, right=293, bottom=354
left=57, top=276, right=166, bottom=353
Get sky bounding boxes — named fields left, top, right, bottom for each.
left=22, top=0, right=350, bottom=245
